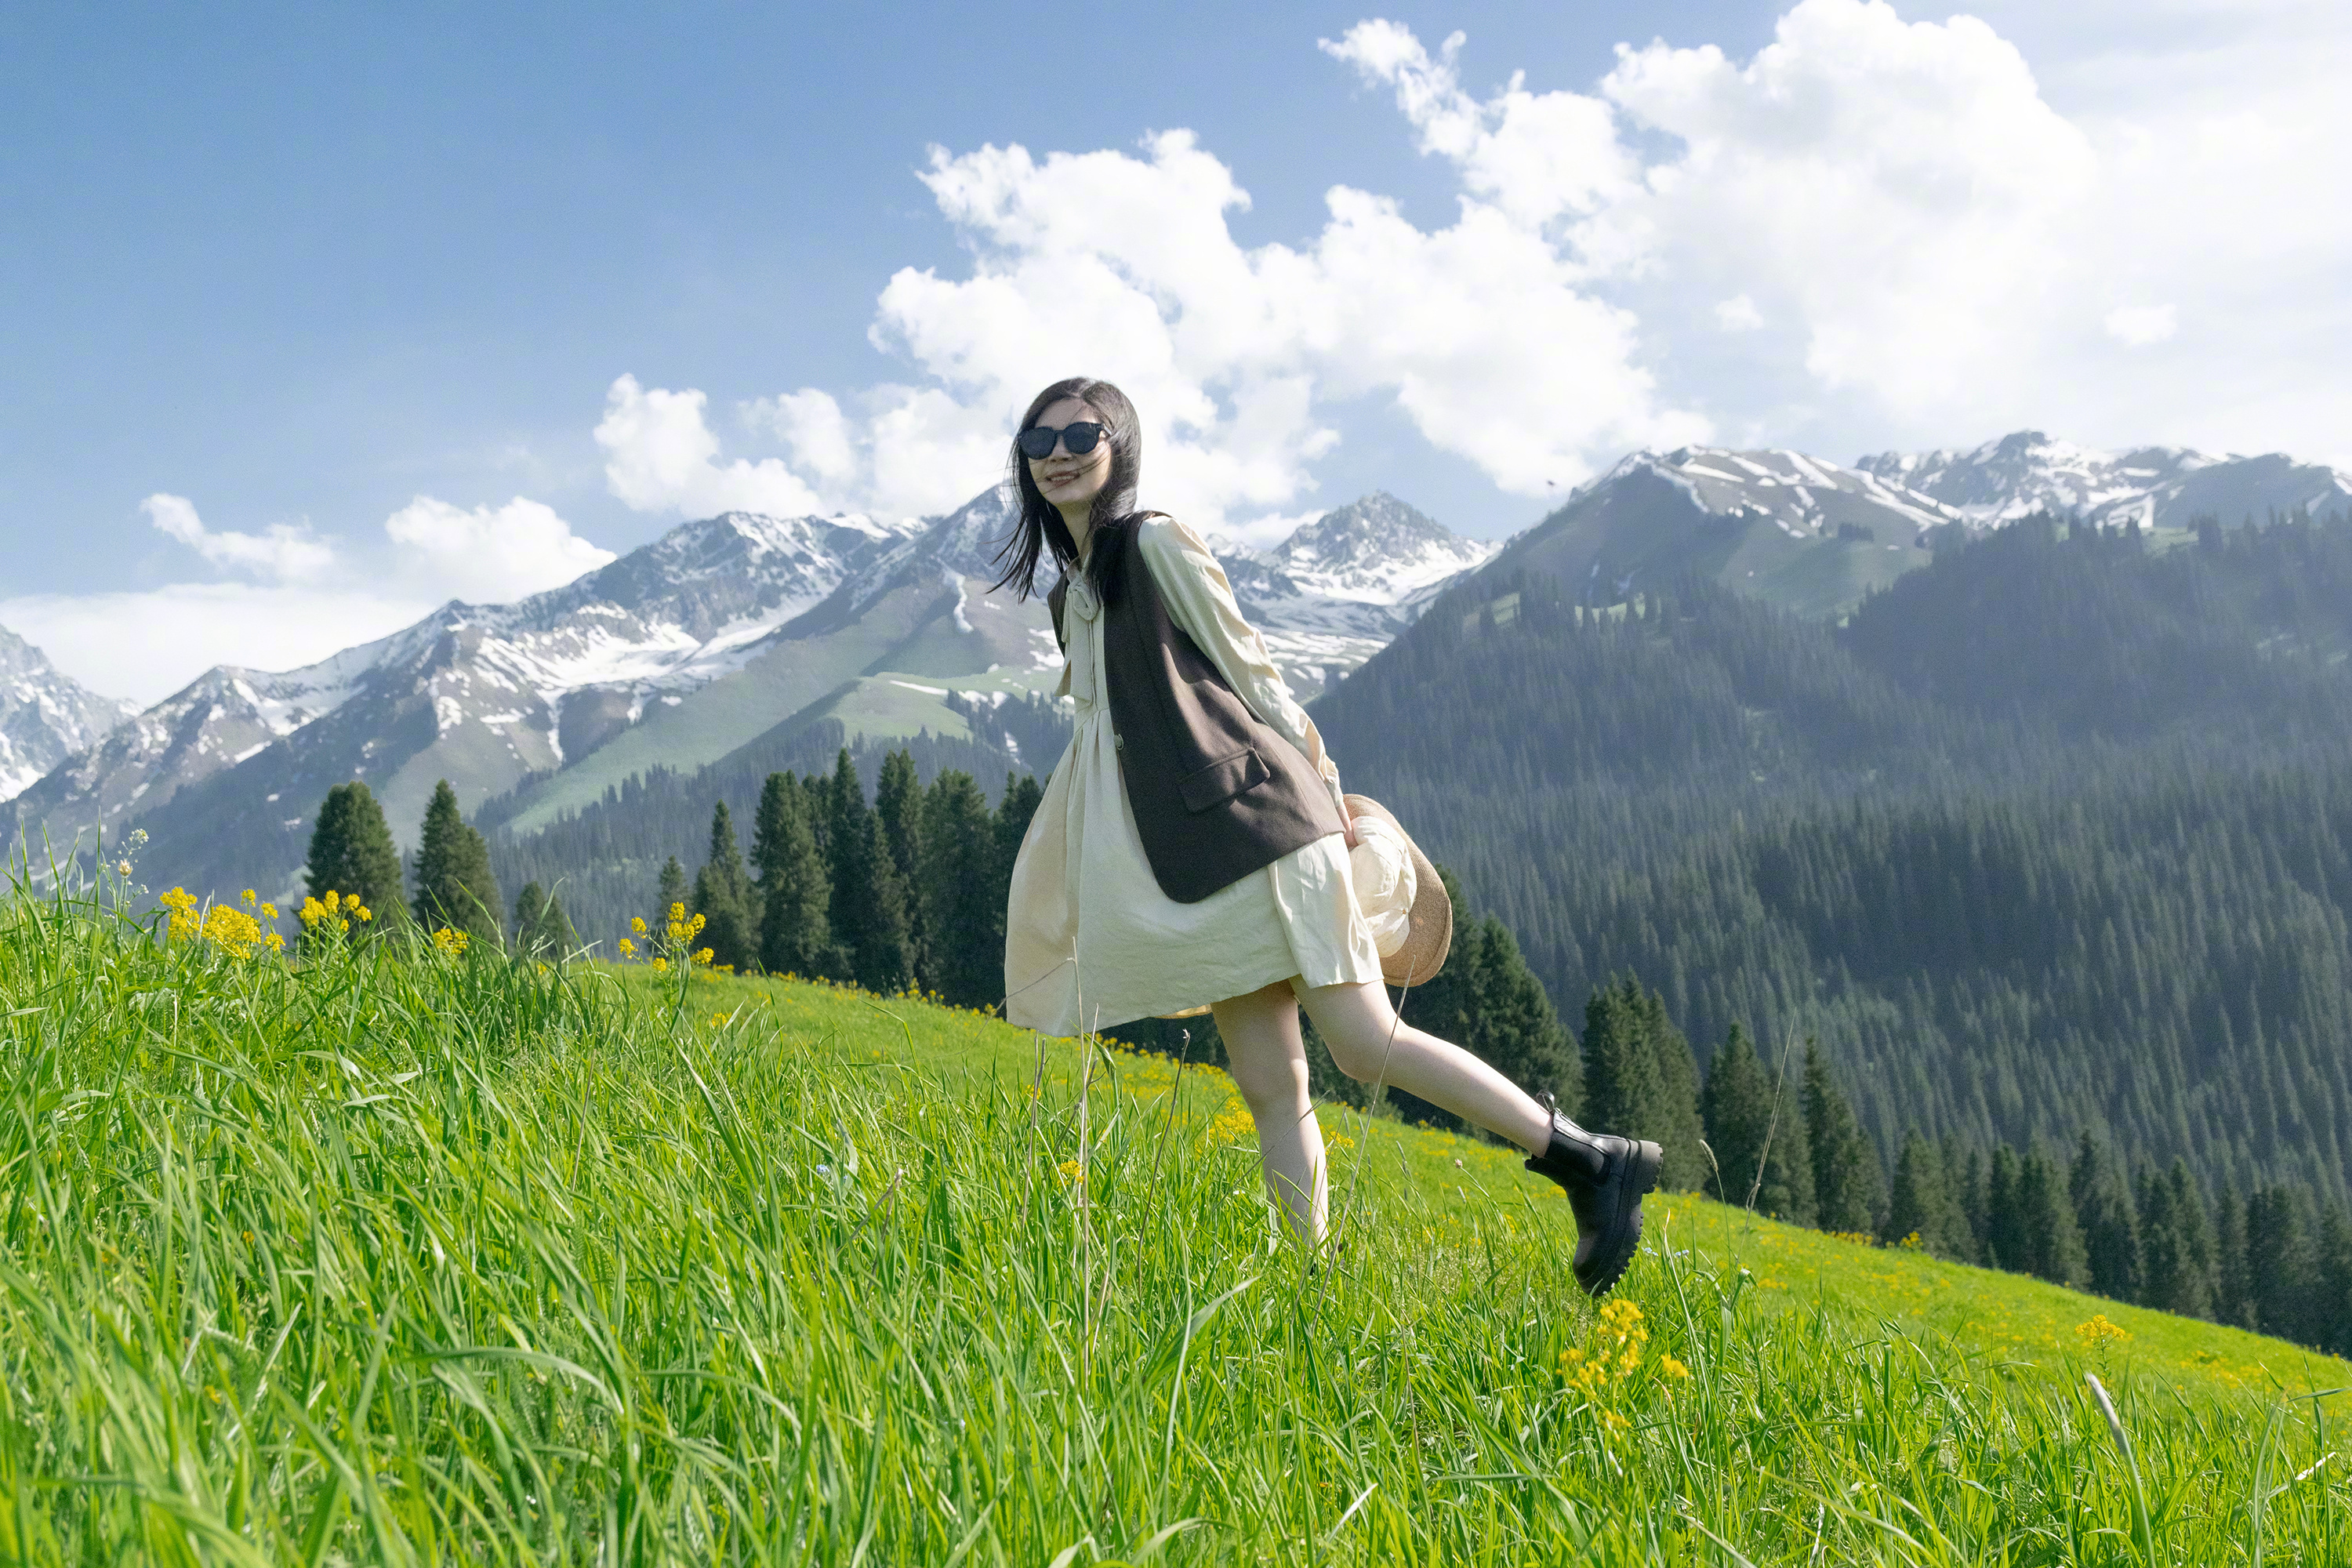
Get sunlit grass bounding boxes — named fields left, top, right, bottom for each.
left=2, top=875, right=2347, bottom=1563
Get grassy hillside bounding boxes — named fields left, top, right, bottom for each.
left=4, top=880, right=2347, bottom=1563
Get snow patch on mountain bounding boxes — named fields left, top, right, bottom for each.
left=1209, top=493, right=1500, bottom=686
left=9, top=509, right=916, bottom=840
left=0, top=624, right=135, bottom=800
left=1576, top=447, right=1962, bottom=538
left=1856, top=431, right=2352, bottom=532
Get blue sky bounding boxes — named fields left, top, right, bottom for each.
left=6, top=0, right=2347, bottom=701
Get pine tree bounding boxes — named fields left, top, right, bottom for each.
left=918, top=769, right=1002, bottom=1008
left=509, top=881, right=579, bottom=960
left=413, top=779, right=503, bottom=945
left=993, top=771, right=1043, bottom=891
left=1804, top=1040, right=1885, bottom=1235
left=1984, top=1145, right=2026, bottom=1272
left=827, top=750, right=913, bottom=993
left=2015, top=1144, right=2088, bottom=1287
left=691, top=800, right=757, bottom=971
left=538, top=887, right=576, bottom=955
left=753, top=771, right=831, bottom=978
left=2069, top=1131, right=2143, bottom=1304
left=2212, top=1191, right=2253, bottom=1329
left=874, top=750, right=927, bottom=985
left=303, top=781, right=407, bottom=924
left=1640, top=988, right=1709, bottom=1193
left=990, top=771, right=1044, bottom=958
left=514, top=881, right=546, bottom=954
left=1580, top=980, right=1664, bottom=1165
left=1951, top=1140, right=1989, bottom=1264
left=2139, top=1160, right=2217, bottom=1319
left=2246, top=1185, right=2319, bottom=1345
left=1883, top=1132, right=1971, bottom=1258
left=656, top=856, right=691, bottom=925
left=2313, top=1205, right=2352, bottom=1358
left=1700, top=1022, right=1815, bottom=1223
left=803, top=771, right=833, bottom=861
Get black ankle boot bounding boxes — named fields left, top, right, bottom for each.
left=1523, top=1098, right=1662, bottom=1298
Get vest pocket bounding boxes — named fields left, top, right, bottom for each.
left=1178, top=747, right=1270, bottom=812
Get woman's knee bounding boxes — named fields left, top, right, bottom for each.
left=1213, top=983, right=1309, bottom=1109
left=1226, top=1049, right=1308, bottom=1111
left=1300, top=983, right=1405, bottom=1083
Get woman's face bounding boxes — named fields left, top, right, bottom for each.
left=1026, top=397, right=1114, bottom=515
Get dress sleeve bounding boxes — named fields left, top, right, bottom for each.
left=1137, top=517, right=1351, bottom=826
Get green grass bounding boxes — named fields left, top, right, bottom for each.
left=4, top=884, right=2348, bottom=1564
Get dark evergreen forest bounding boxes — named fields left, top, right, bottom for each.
left=1315, top=508, right=2352, bottom=1206
left=484, top=691, right=1065, bottom=947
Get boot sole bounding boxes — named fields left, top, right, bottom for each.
left=1577, top=1140, right=1664, bottom=1298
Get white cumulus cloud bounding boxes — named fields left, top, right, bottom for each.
left=383, top=495, right=616, bottom=604
left=630, top=114, right=1706, bottom=535
left=142, top=493, right=336, bottom=582
left=595, top=373, right=831, bottom=519
left=1330, top=0, right=2352, bottom=456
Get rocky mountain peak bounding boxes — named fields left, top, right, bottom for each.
left=1854, top=431, right=2350, bottom=531
left=1, top=625, right=135, bottom=801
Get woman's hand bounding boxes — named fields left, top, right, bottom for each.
left=1343, top=814, right=1359, bottom=849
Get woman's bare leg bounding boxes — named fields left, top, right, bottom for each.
left=1210, top=979, right=1327, bottom=1246
left=1294, top=979, right=1554, bottom=1154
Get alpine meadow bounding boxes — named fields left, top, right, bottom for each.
left=5, top=866, right=2352, bottom=1564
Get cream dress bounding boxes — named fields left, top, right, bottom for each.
left=1003, top=516, right=1385, bottom=1037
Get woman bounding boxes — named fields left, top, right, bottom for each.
left=996, top=376, right=1659, bottom=1296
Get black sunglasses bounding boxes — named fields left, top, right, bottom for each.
left=1018, top=421, right=1109, bottom=460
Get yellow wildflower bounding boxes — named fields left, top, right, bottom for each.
left=1658, top=1356, right=1691, bottom=1381
left=2076, top=1315, right=2130, bottom=1351
left=260, top=902, right=278, bottom=919
left=652, top=957, right=670, bottom=973
left=159, top=887, right=199, bottom=942
left=431, top=927, right=469, bottom=956
left=617, top=937, right=636, bottom=958
left=241, top=889, right=257, bottom=905
left=631, top=915, right=648, bottom=935
left=1200, top=1095, right=1256, bottom=1148
left=1058, top=1159, right=1085, bottom=1185
left=198, top=903, right=265, bottom=959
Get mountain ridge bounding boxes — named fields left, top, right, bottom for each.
left=0, top=625, right=135, bottom=804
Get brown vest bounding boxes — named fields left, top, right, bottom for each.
left=1049, top=517, right=1345, bottom=903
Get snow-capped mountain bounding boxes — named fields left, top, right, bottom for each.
left=1213, top=494, right=1501, bottom=685
left=1856, top=431, right=2352, bottom=532
left=1482, top=445, right=1964, bottom=622
left=14, top=484, right=1496, bottom=898
left=10, top=510, right=914, bottom=861
left=0, top=625, right=135, bottom=802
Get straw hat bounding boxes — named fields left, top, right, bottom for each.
left=1345, top=793, right=1452, bottom=987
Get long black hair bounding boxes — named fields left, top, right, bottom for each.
left=989, top=376, right=1143, bottom=601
